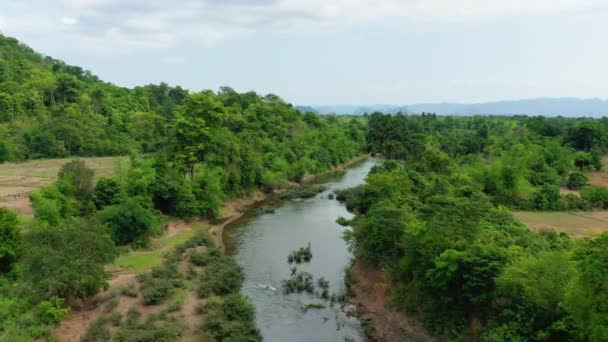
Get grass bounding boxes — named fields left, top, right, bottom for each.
left=0, top=156, right=127, bottom=183
left=514, top=211, right=608, bottom=237
left=111, top=222, right=209, bottom=274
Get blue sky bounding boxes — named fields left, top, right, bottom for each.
left=1, top=0, right=608, bottom=105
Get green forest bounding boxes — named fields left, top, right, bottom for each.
left=339, top=112, right=608, bottom=341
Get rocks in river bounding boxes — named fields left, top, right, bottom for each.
left=343, top=304, right=357, bottom=316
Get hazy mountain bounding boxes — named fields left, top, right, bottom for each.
left=301, top=98, right=608, bottom=117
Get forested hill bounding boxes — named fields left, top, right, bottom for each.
left=0, top=34, right=364, bottom=169
left=0, top=33, right=192, bottom=159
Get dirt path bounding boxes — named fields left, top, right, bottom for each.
left=348, top=259, right=437, bottom=342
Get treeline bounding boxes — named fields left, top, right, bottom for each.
left=341, top=113, right=608, bottom=340
left=367, top=112, right=608, bottom=210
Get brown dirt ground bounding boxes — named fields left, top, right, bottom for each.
left=514, top=211, right=608, bottom=238
left=349, top=259, right=437, bottom=342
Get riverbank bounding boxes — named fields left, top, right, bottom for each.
left=301, top=154, right=370, bottom=183
left=347, top=259, right=437, bottom=342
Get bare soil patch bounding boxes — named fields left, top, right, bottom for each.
left=514, top=211, right=608, bottom=237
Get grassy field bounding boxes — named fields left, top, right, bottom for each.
left=110, top=221, right=209, bottom=274
left=514, top=211, right=608, bottom=237
left=0, top=156, right=128, bottom=215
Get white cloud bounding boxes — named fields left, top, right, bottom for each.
left=61, top=16, right=78, bottom=25
left=0, top=17, right=6, bottom=31
left=3, top=0, right=608, bottom=54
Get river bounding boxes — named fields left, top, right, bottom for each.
left=223, top=158, right=377, bottom=342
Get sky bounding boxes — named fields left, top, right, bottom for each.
left=1, top=0, right=608, bottom=105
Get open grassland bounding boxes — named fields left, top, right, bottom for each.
left=0, top=156, right=128, bottom=215
left=111, top=221, right=210, bottom=274
left=515, top=211, right=608, bottom=237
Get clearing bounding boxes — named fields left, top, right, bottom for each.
left=514, top=211, right=608, bottom=237
left=0, top=156, right=128, bottom=216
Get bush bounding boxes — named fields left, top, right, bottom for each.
left=529, top=184, right=560, bottom=210
left=120, top=284, right=138, bottom=298
left=198, top=256, right=244, bottom=297
left=557, top=194, right=586, bottom=211
left=99, top=198, right=161, bottom=247
left=200, top=295, right=262, bottom=342
left=92, top=177, right=122, bottom=209
left=581, top=186, right=608, bottom=209
left=80, top=317, right=111, bottom=342
left=114, top=317, right=183, bottom=342
left=36, top=296, right=70, bottom=325
left=139, top=263, right=182, bottom=305
left=567, top=171, right=588, bottom=190
left=57, top=160, right=94, bottom=203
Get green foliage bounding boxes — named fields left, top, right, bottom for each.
left=564, top=234, right=608, bottom=341
left=581, top=186, right=608, bottom=209
left=36, top=296, right=70, bottom=326
left=343, top=144, right=608, bottom=340
left=21, top=219, right=117, bottom=299
left=99, top=197, right=160, bottom=247
left=30, top=184, right=78, bottom=225
left=92, top=177, right=122, bottom=209
left=58, top=160, right=95, bottom=203
left=138, top=263, right=183, bottom=305
left=200, top=295, right=262, bottom=342
left=80, top=317, right=111, bottom=342
left=287, top=243, right=312, bottom=264
left=0, top=140, right=8, bottom=162
left=567, top=171, right=588, bottom=190
left=0, top=207, right=21, bottom=272
left=198, top=255, right=244, bottom=297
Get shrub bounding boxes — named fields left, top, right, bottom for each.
left=57, top=160, right=94, bottom=203
left=557, top=194, right=585, bottom=211
left=199, top=295, right=262, bottom=342
left=114, top=317, right=182, bottom=342
left=287, top=243, right=312, bottom=264
left=99, top=198, right=161, bottom=247
left=36, top=296, right=70, bottom=326
left=139, top=263, right=182, bottom=305
left=198, top=256, right=243, bottom=297
left=92, top=177, right=122, bottom=209
left=581, top=186, right=608, bottom=209
left=120, top=284, right=138, bottom=298
left=80, top=317, right=111, bottom=342
left=567, top=171, right=588, bottom=190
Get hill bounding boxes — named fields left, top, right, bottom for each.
left=304, top=98, right=608, bottom=116
left=0, top=34, right=187, bottom=160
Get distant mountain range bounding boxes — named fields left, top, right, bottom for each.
left=296, top=98, right=608, bottom=117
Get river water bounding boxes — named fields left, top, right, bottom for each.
left=223, top=158, right=377, bottom=342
